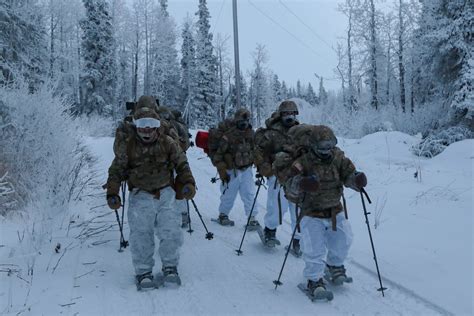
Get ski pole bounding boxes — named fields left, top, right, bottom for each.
left=273, top=202, right=305, bottom=290
left=186, top=200, right=194, bottom=234
left=235, top=177, right=263, bottom=256
left=360, top=188, right=387, bottom=296
left=190, top=199, right=214, bottom=240
left=118, top=182, right=129, bottom=251
left=114, top=209, right=128, bottom=252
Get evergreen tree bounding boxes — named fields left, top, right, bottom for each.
left=271, top=74, right=282, bottom=103
left=296, top=80, right=302, bottom=98
left=414, top=0, right=473, bottom=126
left=305, top=82, right=318, bottom=105
left=319, top=77, right=328, bottom=105
left=150, top=4, right=180, bottom=108
left=0, top=0, right=47, bottom=90
left=194, top=0, right=218, bottom=128
left=180, top=17, right=197, bottom=113
left=79, top=0, right=116, bottom=116
left=280, top=81, right=289, bottom=100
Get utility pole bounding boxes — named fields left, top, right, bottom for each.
left=232, top=0, right=242, bottom=109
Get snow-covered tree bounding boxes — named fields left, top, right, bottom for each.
left=149, top=4, right=181, bottom=108
left=79, top=0, right=116, bottom=116
left=319, top=77, right=328, bottom=105
left=194, top=0, right=218, bottom=128
left=0, top=0, right=47, bottom=90
left=249, top=43, right=270, bottom=127
left=180, top=16, right=197, bottom=114
left=414, top=0, right=473, bottom=128
left=305, top=82, right=318, bottom=106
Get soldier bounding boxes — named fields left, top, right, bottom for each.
left=105, top=96, right=196, bottom=290
left=212, top=108, right=260, bottom=229
left=254, top=100, right=301, bottom=251
left=274, top=124, right=367, bottom=300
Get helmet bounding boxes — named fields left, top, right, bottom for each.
left=133, top=96, right=160, bottom=143
left=311, top=125, right=337, bottom=160
left=289, top=124, right=337, bottom=160
left=278, top=101, right=299, bottom=127
left=278, top=100, right=299, bottom=114
left=234, top=108, right=251, bottom=130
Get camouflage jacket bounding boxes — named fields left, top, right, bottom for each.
left=254, top=112, right=298, bottom=176
left=277, top=148, right=356, bottom=217
left=106, top=121, right=195, bottom=196
left=212, top=122, right=255, bottom=170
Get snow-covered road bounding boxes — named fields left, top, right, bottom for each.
left=1, top=132, right=471, bottom=315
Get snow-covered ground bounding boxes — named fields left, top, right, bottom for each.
left=1, top=131, right=472, bottom=315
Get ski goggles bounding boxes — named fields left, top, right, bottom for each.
left=133, top=118, right=161, bottom=129
left=313, top=139, right=337, bottom=154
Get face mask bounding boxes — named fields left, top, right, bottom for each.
left=137, top=127, right=158, bottom=143
left=236, top=120, right=250, bottom=130
left=281, top=114, right=297, bottom=126
left=312, top=139, right=336, bottom=160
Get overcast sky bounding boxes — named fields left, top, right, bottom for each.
left=167, top=0, right=347, bottom=91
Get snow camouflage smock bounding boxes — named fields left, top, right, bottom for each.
left=212, top=123, right=255, bottom=170
left=254, top=111, right=298, bottom=177
left=274, top=125, right=356, bottom=220
left=106, top=123, right=194, bottom=197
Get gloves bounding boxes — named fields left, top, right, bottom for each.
left=258, top=162, right=273, bottom=177
left=181, top=183, right=196, bottom=200
left=354, top=172, right=367, bottom=189
left=299, top=174, right=320, bottom=193
left=217, top=167, right=230, bottom=184
left=107, top=194, right=121, bottom=210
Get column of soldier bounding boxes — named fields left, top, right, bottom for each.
left=105, top=96, right=368, bottom=300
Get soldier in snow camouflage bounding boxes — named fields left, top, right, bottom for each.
left=212, top=108, right=260, bottom=228
left=106, top=95, right=196, bottom=287
left=254, top=100, right=301, bottom=250
left=273, top=124, right=367, bottom=299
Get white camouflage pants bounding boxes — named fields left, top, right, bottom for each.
left=176, top=199, right=188, bottom=215
left=300, top=213, right=353, bottom=281
left=263, top=176, right=300, bottom=240
left=127, top=187, right=183, bottom=275
left=218, top=167, right=258, bottom=217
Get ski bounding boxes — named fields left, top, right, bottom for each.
left=284, top=245, right=302, bottom=258
left=211, top=218, right=235, bottom=226
left=256, top=226, right=281, bottom=248
left=297, top=283, right=334, bottom=301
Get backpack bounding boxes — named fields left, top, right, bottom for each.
left=199, top=119, right=233, bottom=165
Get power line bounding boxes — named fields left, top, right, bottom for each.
left=278, top=0, right=336, bottom=53
left=211, top=0, right=227, bottom=35
left=247, top=0, right=324, bottom=59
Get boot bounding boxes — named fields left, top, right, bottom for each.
left=291, top=238, right=302, bottom=256
left=217, top=213, right=234, bottom=226
left=136, top=271, right=154, bottom=290
left=161, top=266, right=181, bottom=285
left=307, top=278, right=333, bottom=300
left=324, top=264, right=353, bottom=285
left=263, top=227, right=280, bottom=246
left=247, top=216, right=261, bottom=231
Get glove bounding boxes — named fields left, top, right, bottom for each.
left=217, top=167, right=230, bottom=183
left=181, top=183, right=196, bottom=200
left=299, top=174, right=320, bottom=193
left=354, top=172, right=367, bottom=189
left=258, top=162, right=273, bottom=177
left=107, top=194, right=121, bottom=210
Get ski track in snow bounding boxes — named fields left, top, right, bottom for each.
left=1, top=133, right=470, bottom=315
